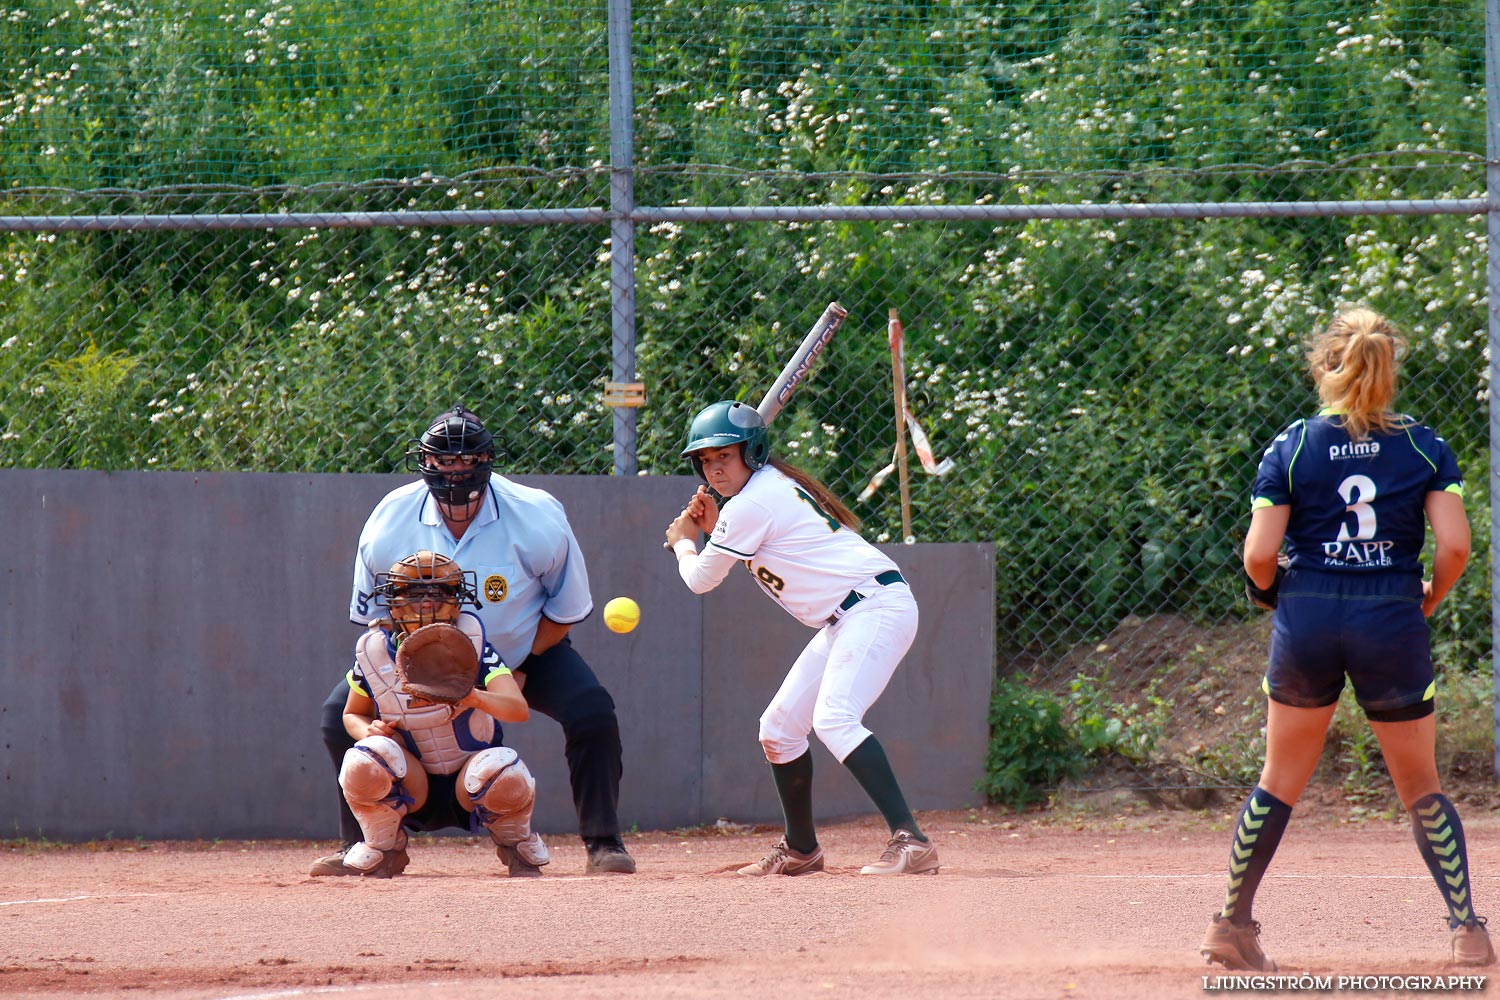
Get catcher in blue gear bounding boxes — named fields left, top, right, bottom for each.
left=310, top=551, right=550, bottom=879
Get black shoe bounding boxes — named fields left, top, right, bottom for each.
left=309, top=841, right=410, bottom=879
left=584, top=836, right=637, bottom=875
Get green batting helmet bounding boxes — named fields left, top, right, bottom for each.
left=682, top=400, right=770, bottom=478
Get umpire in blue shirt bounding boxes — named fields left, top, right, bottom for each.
left=319, top=405, right=635, bottom=875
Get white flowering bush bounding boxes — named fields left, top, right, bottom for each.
left=0, top=0, right=1489, bottom=667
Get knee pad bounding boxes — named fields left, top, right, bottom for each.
left=465, top=746, right=537, bottom=844
left=339, top=735, right=411, bottom=851
left=340, top=735, right=409, bottom=804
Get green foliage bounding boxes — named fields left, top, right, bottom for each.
left=1066, top=673, right=1171, bottom=763
left=979, top=677, right=1084, bottom=809
left=633, top=0, right=1480, bottom=175
left=980, top=671, right=1176, bottom=806
left=0, top=0, right=1490, bottom=673
left=1327, top=690, right=1390, bottom=805
left=1, top=1, right=1484, bottom=184
left=0, top=0, right=610, bottom=188
left=1435, top=664, right=1494, bottom=765
left=1187, top=729, right=1266, bottom=789
left=37, top=340, right=143, bottom=469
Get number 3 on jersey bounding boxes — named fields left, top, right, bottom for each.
left=794, top=487, right=839, bottom=532
left=1336, top=474, right=1377, bottom=541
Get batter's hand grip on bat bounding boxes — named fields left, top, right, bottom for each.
left=756, top=301, right=848, bottom=425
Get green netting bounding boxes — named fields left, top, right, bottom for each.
left=1, top=207, right=1489, bottom=686
left=636, top=0, right=1483, bottom=176
left=0, top=0, right=610, bottom=189
left=0, top=0, right=1482, bottom=189
left=0, top=0, right=1491, bottom=789
left=0, top=3, right=1489, bottom=620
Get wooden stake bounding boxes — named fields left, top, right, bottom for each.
left=889, top=308, right=914, bottom=544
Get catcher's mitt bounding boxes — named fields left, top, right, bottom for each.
left=395, top=622, right=478, bottom=704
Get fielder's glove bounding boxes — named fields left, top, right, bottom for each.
left=396, top=622, right=478, bottom=704
left=1244, top=552, right=1291, bottom=611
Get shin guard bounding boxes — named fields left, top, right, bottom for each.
left=465, top=747, right=545, bottom=863
left=339, top=736, right=413, bottom=852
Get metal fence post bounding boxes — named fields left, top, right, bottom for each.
left=1487, top=0, right=1500, bottom=776
left=608, top=0, right=638, bottom=475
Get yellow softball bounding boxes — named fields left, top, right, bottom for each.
left=603, top=597, right=640, bottom=634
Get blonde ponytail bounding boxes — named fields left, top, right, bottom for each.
left=1306, top=307, right=1406, bottom=440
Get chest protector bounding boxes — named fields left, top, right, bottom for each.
left=354, top=615, right=501, bottom=774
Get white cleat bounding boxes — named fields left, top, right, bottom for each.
left=859, top=830, right=939, bottom=875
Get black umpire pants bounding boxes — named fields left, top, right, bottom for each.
left=319, top=636, right=625, bottom=845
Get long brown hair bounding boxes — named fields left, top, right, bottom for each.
left=767, top=456, right=861, bottom=531
left=1306, top=306, right=1407, bottom=441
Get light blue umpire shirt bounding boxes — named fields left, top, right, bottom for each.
left=350, top=475, right=595, bottom=669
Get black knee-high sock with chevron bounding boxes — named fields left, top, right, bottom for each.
left=1410, top=793, right=1478, bottom=928
left=1220, top=786, right=1293, bottom=926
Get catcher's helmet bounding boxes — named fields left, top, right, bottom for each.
left=373, top=550, right=480, bottom=635
left=405, top=405, right=496, bottom=508
left=682, top=400, right=770, bottom=479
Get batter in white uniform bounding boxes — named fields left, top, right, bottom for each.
left=665, top=399, right=938, bottom=876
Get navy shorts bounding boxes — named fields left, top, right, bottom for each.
left=402, top=771, right=482, bottom=835
left=1266, top=569, right=1434, bottom=718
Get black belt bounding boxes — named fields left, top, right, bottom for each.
left=827, top=570, right=905, bottom=625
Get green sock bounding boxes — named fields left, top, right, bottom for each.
left=770, top=751, right=818, bottom=854
left=841, top=735, right=924, bottom=840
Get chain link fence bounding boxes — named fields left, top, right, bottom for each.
left=1, top=0, right=1491, bottom=797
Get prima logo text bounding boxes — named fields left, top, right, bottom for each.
left=1329, top=440, right=1380, bottom=460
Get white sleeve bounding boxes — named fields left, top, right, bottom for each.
left=707, top=494, right=772, bottom=559
left=675, top=542, right=740, bottom=595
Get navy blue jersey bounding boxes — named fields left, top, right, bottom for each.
left=1252, top=410, right=1462, bottom=577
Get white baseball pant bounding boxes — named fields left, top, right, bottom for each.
left=757, top=583, right=918, bottom=764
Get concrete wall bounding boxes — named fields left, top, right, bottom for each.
left=0, top=469, right=994, bottom=840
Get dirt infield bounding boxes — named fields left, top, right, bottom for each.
left=4, top=805, right=1499, bottom=1000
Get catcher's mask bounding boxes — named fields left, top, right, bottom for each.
left=373, top=550, right=481, bottom=635
left=681, top=400, right=769, bottom=480
left=404, top=405, right=496, bottom=510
